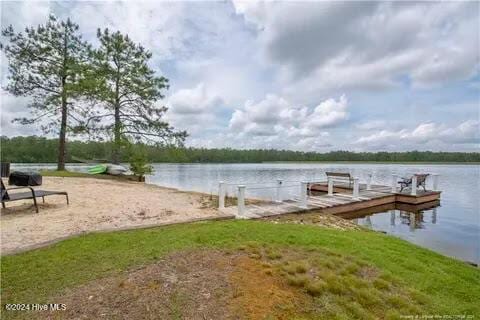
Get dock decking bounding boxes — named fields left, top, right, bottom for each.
left=220, top=181, right=441, bottom=219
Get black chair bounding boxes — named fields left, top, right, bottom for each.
left=1, top=180, right=69, bottom=213
left=398, top=174, right=429, bottom=192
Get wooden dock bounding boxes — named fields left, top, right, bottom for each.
left=309, top=181, right=441, bottom=205
left=220, top=181, right=441, bottom=219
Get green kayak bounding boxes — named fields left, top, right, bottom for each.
left=88, top=164, right=107, bottom=174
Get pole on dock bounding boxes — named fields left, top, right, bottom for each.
left=218, top=181, right=225, bottom=209
left=365, top=216, right=372, bottom=229
left=432, top=174, right=439, bottom=191
left=411, top=175, right=417, bottom=196
left=276, top=179, right=283, bottom=203
left=237, top=185, right=246, bottom=218
left=390, top=210, right=395, bottom=226
left=409, top=212, right=416, bottom=231
left=353, top=178, right=360, bottom=199
left=327, top=177, right=333, bottom=196
left=366, top=174, right=372, bottom=191
left=300, top=181, right=308, bottom=208
left=391, top=174, right=398, bottom=193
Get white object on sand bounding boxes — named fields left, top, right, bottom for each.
left=106, top=164, right=128, bottom=175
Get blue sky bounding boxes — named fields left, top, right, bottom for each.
left=1, top=1, right=479, bottom=152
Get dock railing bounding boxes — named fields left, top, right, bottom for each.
left=217, top=176, right=363, bottom=218
left=217, top=172, right=440, bottom=218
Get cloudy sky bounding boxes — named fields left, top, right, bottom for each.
left=1, top=1, right=479, bottom=152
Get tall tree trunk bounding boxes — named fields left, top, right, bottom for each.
left=57, top=87, right=68, bottom=171
left=112, top=74, right=121, bottom=164
left=112, top=102, right=121, bottom=164
left=57, top=29, right=68, bottom=171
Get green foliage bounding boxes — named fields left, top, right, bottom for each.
left=85, top=28, right=187, bottom=163
left=1, top=136, right=480, bottom=163
left=128, top=145, right=154, bottom=178
left=1, top=221, right=479, bottom=318
left=1, top=17, right=186, bottom=168
left=1, top=16, right=92, bottom=170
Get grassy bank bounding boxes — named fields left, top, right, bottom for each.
left=39, top=170, right=140, bottom=182
left=2, top=220, right=479, bottom=318
left=39, top=170, right=92, bottom=178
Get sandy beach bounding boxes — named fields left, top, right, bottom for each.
left=1, top=177, right=231, bottom=255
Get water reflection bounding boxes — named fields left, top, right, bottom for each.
left=345, top=200, right=440, bottom=232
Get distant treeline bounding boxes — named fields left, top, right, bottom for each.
left=1, top=136, right=479, bottom=163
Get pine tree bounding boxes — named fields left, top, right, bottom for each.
left=1, top=15, right=91, bottom=170
left=87, top=29, right=187, bottom=164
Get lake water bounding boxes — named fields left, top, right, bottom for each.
left=10, top=162, right=480, bottom=265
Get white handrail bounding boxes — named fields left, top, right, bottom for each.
left=218, top=181, right=225, bottom=209
left=237, top=185, right=246, bottom=218
left=327, top=177, right=334, bottom=195
left=353, top=178, right=359, bottom=199
left=391, top=174, right=398, bottom=193
left=411, top=175, right=417, bottom=196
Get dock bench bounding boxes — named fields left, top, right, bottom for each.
left=325, top=172, right=354, bottom=188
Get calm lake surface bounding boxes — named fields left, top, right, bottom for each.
left=11, top=162, right=480, bottom=264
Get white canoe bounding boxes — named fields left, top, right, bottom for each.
left=106, top=164, right=128, bottom=175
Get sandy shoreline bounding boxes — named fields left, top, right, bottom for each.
left=1, top=177, right=231, bottom=255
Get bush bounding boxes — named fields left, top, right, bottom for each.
left=128, top=145, right=154, bottom=181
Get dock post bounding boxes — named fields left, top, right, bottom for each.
left=409, top=212, right=416, bottom=231
left=327, top=177, right=333, bottom=196
left=237, top=185, right=246, bottom=218
left=390, top=210, right=395, bottom=226
left=365, top=216, right=372, bottom=229
left=391, top=174, right=398, bottom=193
left=411, top=175, right=417, bottom=196
left=276, top=179, right=283, bottom=203
left=432, top=174, right=439, bottom=191
left=300, top=181, right=308, bottom=208
left=366, top=174, right=372, bottom=190
left=218, top=181, right=225, bottom=209
left=353, top=178, right=360, bottom=199
left=432, top=207, right=437, bottom=224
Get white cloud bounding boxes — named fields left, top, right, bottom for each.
left=168, top=83, right=223, bottom=115
left=68, top=2, right=190, bottom=62
left=0, top=89, right=39, bottom=137
left=228, top=94, right=347, bottom=149
left=1, top=1, right=478, bottom=153
left=165, top=84, right=225, bottom=136
left=356, top=120, right=387, bottom=131
left=233, top=1, right=479, bottom=92
left=305, top=95, right=348, bottom=129
left=356, top=120, right=480, bottom=149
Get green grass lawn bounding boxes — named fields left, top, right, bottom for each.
left=1, top=220, right=479, bottom=318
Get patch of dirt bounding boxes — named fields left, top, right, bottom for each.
left=41, top=250, right=236, bottom=320
left=39, top=249, right=306, bottom=320
left=229, top=255, right=302, bottom=319
left=35, top=246, right=427, bottom=320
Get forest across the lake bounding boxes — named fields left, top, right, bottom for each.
left=1, top=136, right=479, bottom=163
